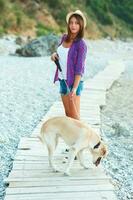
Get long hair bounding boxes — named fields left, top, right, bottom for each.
left=65, top=14, right=84, bottom=42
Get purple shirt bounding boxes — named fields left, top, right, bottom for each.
left=54, top=34, right=87, bottom=87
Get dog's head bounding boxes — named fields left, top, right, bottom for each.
left=90, top=140, right=108, bottom=166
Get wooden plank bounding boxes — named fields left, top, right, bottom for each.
left=7, top=179, right=112, bottom=188
left=5, top=191, right=117, bottom=200
left=5, top=176, right=111, bottom=184
left=6, top=184, right=114, bottom=195
left=4, top=61, right=125, bottom=200
left=12, top=161, right=95, bottom=171
left=8, top=168, right=107, bottom=179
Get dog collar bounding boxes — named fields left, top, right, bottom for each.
left=93, top=141, right=101, bottom=149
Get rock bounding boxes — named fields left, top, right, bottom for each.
left=16, top=33, right=59, bottom=57
left=15, top=36, right=29, bottom=46
left=111, top=122, right=129, bottom=137
left=106, top=36, right=114, bottom=41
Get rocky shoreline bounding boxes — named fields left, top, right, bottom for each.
left=101, top=63, right=133, bottom=200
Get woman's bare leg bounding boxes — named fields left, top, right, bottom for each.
left=61, top=94, right=80, bottom=159
left=61, top=95, right=70, bottom=116
left=69, top=95, right=80, bottom=120
left=61, top=94, right=80, bottom=120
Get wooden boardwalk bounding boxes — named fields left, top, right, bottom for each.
left=4, top=60, right=125, bottom=200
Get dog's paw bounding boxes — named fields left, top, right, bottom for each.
left=64, top=171, right=71, bottom=176
left=62, top=157, right=68, bottom=164
left=83, top=165, right=89, bottom=169
left=54, top=169, right=60, bottom=173
left=52, top=167, right=60, bottom=173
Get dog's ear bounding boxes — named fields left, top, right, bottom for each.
left=101, top=146, right=108, bottom=156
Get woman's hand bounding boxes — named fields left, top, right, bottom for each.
left=51, top=52, right=59, bottom=61
left=69, top=88, right=77, bottom=100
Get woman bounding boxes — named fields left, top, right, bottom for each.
left=51, top=10, right=87, bottom=120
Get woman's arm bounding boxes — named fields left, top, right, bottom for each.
left=51, top=52, right=58, bottom=61
left=75, top=40, right=87, bottom=76
left=69, top=75, right=81, bottom=98
left=72, top=75, right=81, bottom=92
left=70, top=40, right=87, bottom=97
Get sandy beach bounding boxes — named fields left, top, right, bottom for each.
left=0, top=36, right=133, bottom=200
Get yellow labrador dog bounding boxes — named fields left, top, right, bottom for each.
left=39, top=116, right=108, bottom=175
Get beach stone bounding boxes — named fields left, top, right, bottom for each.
left=16, top=33, right=59, bottom=57
left=15, top=36, right=29, bottom=46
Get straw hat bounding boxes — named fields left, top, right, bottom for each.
left=66, top=10, right=87, bottom=28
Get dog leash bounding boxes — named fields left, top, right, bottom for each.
left=54, top=58, right=80, bottom=119
left=54, top=58, right=70, bottom=93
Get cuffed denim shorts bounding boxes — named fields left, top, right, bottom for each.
left=59, top=79, right=84, bottom=96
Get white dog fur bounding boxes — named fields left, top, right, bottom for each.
left=39, top=116, right=108, bottom=175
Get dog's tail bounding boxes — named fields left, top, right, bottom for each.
left=38, top=134, right=43, bottom=143
left=37, top=125, right=45, bottom=144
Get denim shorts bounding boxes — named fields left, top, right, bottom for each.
left=59, top=79, right=84, bottom=96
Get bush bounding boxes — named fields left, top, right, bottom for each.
left=42, top=0, right=59, bottom=8
left=15, top=10, right=23, bottom=26
left=87, top=0, right=113, bottom=25
left=0, top=0, right=6, bottom=12
left=36, top=23, right=55, bottom=36
left=3, top=13, right=17, bottom=29
left=0, top=26, right=4, bottom=36
left=110, top=0, right=133, bottom=25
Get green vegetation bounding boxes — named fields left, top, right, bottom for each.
left=36, top=23, right=57, bottom=36
left=86, top=0, right=113, bottom=25
left=86, top=0, right=133, bottom=37
left=0, top=0, right=132, bottom=38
